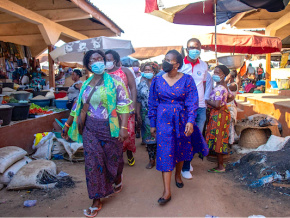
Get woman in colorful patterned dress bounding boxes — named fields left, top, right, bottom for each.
left=105, top=50, right=137, bottom=166
left=136, top=62, right=159, bottom=169
left=205, top=65, right=232, bottom=173
left=62, top=50, right=131, bottom=217
left=148, top=50, right=208, bottom=205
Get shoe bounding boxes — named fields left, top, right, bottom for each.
left=158, top=196, right=171, bottom=205
left=190, top=164, right=193, bottom=172
left=128, top=157, right=135, bottom=166
left=181, top=170, right=193, bottom=180
left=175, top=181, right=184, bottom=188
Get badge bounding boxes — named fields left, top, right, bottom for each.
left=197, top=71, right=202, bottom=76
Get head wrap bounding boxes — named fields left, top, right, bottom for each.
left=215, top=65, right=229, bottom=76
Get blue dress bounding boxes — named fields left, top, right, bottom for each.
left=148, top=74, right=208, bottom=172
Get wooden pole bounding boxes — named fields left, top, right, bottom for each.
left=266, top=53, right=271, bottom=90
left=48, top=45, right=55, bottom=88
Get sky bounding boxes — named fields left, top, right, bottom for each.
left=91, top=0, right=217, bottom=48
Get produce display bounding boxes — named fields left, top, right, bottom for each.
left=29, top=103, right=53, bottom=115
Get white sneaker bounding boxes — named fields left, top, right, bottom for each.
left=190, top=164, right=193, bottom=172
left=181, top=170, right=193, bottom=180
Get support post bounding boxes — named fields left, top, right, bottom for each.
left=266, top=53, right=271, bottom=90
left=48, top=45, right=55, bottom=88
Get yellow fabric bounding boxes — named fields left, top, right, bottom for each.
left=33, top=132, right=49, bottom=147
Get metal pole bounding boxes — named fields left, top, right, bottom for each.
left=214, top=0, right=217, bottom=65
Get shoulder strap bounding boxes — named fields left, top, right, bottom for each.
left=86, top=77, right=103, bottom=104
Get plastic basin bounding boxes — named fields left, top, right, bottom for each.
left=11, top=92, right=31, bottom=101
left=55, top=99, right=68, bottom=109
left=54, top=131, right=62, bottom=139
left=30, top=99, right=50, bottom=107
left=7, top=103, right=30, bottom=121
left=61, top=118, right=68, bottom=125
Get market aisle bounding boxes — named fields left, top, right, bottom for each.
left=0, top=138, right=289, bottom=217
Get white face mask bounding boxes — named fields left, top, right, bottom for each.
left=106, top=61, right=114, bottom=70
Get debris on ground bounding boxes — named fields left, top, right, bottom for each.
left=23, top=200, right=37, bottom=207
left=227, top=140, right=290, bottom=189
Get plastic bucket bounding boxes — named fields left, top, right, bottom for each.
left=55, top=100, right=68, bottom=109
left=30, top=99, right=50, bottom=108
left=7, top=103, right=30, bottom=121
left=0, top=105, right=14, bottom=125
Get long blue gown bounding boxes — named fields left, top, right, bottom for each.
left=148, top=74, right=208, bottom=172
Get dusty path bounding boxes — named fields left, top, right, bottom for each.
left=0, top=139, right=289, bottom=217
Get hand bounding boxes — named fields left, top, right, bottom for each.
left=185, top=123, right=194, bottom=137
left=150, top=127, right=156, bottom=138
left=61, top=126, right=69, bottom=140
left=137, top=114, right=142, bottom=124
left=118, top=128, right=128, bottom=142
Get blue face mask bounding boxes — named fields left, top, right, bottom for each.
left=91, top=62, right=105, bottom=74
left=212, top=75, right=221, bottom=82
left=188, top=49, right=201, bottom=60
left=141, top=72, right=154, bottom=79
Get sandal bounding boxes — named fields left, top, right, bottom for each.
left=83, top=205, right=102, bottom=217
left=113, top=174, right=123, bottom=194
left=128, top=157, right=135, bottom=166
left=208, top=168, right=226, bottom=173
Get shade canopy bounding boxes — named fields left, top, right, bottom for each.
left=194, top=29, right=282, bottom=54
left=50, top=36, right=135, bottom=64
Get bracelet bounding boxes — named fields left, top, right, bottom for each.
left=65, top=122, right=71, bottom=128
left=121, top=126, right=128, bottom=130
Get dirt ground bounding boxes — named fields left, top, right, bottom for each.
left=0, top=139, right=289, bottom=217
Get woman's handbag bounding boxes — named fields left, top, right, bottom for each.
left=77, top=78, right=103, bottom=135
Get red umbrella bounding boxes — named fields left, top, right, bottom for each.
left=194, top=29, right=282, bottom=54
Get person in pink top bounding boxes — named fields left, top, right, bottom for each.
left=105, top=50, right=137, bottom=166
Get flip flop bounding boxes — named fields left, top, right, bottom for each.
left=113, top=174, right=123, bottom=194
left=83, top=205, right=102, bottom=217
left=208, top=168, right=226, bottom=173
left=128, top=157, right=135, bottom=166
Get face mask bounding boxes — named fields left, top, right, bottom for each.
left=59, top=68, right=63, bottom=71
left=37, top=68, right=41, bottom=71
left=91, top=62, right=105, bottom=74
left=132, top=67, right=139, bottom=73
left=212, top=75, right=221, bottom=82
left=106, top=61, right=114, bottom=70
left=188, top=49, right=201, bottom=60
left=162, top=61, right=173, bottom=72
left=141, top=72, right=154, bottom=79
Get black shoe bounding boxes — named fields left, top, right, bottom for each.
left=136, top=132, right=140, bottom=138
left=175, top=181, right=184, bottom=188
left=158, top=196, right=171, bottom=205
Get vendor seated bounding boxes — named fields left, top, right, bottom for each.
left=31, top=65, right=46, bottom=88
left=55, top=65, right=65, bottom=87
left=12, top=63, right=29, bottom=84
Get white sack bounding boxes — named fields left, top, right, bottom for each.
left=0, top=146, right=27, bottom=173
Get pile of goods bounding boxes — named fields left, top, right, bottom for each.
left=29, top=103, right=53, bottom=115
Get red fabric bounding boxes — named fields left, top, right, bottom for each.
left=184, top=57, right=200, bottom=72
left=173, top=1, right=214, bottom=26
left=200, top=32, right=282, bottom=54
left=145, top=0, right=159, bottom=13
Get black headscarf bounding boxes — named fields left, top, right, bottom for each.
left=215, top=65, right=230, bottom=77
left=73, top=69, right=82, bottom=78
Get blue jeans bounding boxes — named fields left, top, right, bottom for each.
left=182, top=107, right=206, bottom=172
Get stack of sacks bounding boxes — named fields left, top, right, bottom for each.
left=0, top=146, right=31, bottom=189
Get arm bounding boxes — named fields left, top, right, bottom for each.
left=122, top=67, right=137, bottom=112
left=148, top=77, right=159, bottom=137
left=55, top=71, right=64, bottom=81
left=206, top=99, right=222, bottom=108
left=184, top=76, right=199, bottom=136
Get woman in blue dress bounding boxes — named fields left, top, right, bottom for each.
left=148, top=50, right=208, bottom=205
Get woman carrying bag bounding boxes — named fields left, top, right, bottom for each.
left=62, top=50, right=132, bottom=217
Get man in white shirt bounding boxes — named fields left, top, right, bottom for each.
left=180, top=38, right=208, bottom=179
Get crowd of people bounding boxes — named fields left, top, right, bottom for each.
left=61, top=38, right=241, bottom=217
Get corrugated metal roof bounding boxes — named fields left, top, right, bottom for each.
left=130, top=46, right=185, bottom=60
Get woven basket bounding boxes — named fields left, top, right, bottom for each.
left=239, top=128, right=271, bottom=149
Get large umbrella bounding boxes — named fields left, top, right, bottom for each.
left=50, top=36, right=135, bottom=64
left=194, top=29, right=282, bottom=54
left=120, top=56, right=139, bottom=67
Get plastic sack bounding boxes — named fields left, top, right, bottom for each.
left=0, top=146, right=27, bottom=173
left=7, top=160, right=57, bottom=190
left=32, top=132, right=55, bottom=160
left=0, top=156, right=32, bottom=185
left=33, top=132, right=49, bottom=148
